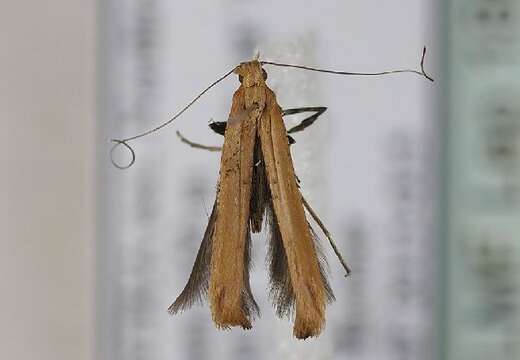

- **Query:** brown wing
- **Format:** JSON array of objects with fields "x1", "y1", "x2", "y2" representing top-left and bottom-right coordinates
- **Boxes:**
[
  {"x1": 209, "y1": 87, "x2": 259, "y2": 329},
  {"x1": 259, "y1": 88, "x2": 330, "y2": 339}
]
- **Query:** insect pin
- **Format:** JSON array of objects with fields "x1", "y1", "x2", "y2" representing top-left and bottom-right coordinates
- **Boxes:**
[{"x1": 110, "y1": 48, "x2": 433, "y2": 339}]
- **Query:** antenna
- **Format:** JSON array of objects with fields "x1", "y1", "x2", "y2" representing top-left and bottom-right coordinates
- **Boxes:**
[
  {"x1": 110, "y1": 66, "x2": 237, "y2": 169},
  {"x1": 110, "y1": 47, "x2": 433, "y2": 169},
  {"x1": 261, "y1": 46, "x2": 433, "y2": 82}
]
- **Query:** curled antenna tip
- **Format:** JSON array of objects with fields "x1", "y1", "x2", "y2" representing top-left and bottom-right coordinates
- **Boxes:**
[
  {"x1": 107, "y1": 65, "x2": 236, "y2": 168},
  {"x1": 420, "y1": 46, "x2": 434, "y2": 82},
  {"x1": 110, "y1": 139, "x2": 136, "y2": 169}
]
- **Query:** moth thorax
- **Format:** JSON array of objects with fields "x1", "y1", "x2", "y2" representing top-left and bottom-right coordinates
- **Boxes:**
[{"x1": 235, "y1": 61, "x2": 267, "y2": 87}]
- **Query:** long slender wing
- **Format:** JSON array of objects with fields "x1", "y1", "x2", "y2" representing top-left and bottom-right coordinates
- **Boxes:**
[
  {"x1": 259, "y1": 88, "x2": 330, "y2": 339},
  {"x1": 209, "y1": 88, "x2": 259, "y2": 329}
]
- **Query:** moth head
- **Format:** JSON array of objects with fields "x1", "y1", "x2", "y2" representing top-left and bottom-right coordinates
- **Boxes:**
[{"x1": 235, "y1": 61, "x2": 267, "y2": 87}]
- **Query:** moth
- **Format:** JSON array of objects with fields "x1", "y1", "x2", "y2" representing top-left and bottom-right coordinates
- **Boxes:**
[{"x1": 110, "y1": 48, "x2": 433, "y2": 339}]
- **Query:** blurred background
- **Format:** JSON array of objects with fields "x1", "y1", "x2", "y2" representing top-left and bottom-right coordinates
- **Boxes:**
[{"x1": 2, "y1": 0, "x2": 520, "y2": 359}]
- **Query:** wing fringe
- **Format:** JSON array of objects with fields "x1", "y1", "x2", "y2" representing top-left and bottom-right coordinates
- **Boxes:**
[{"x1": 168, "y1": 201, "x2": 217, "y2": 314}]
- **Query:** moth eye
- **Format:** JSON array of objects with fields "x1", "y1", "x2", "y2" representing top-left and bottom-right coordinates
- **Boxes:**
[
  {"x1": 238, "y1": 75, "x2": 244, "y2": 83},
  {"x1": 262, "y1": 69, "x2": 267, "y2": 80}
]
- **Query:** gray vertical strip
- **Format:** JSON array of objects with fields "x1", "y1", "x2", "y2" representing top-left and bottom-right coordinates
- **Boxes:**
[
  {"x1": 99, "y1": 1, "x2": 177, "y2": 359},
  {"x1": 444, "y1": 0, "x2": 520, "y2": 359}
]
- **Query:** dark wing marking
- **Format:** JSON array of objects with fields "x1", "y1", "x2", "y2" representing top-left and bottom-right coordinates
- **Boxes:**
[{"x1": 249, "y1": 136, "x2": 269, "y2": 233}]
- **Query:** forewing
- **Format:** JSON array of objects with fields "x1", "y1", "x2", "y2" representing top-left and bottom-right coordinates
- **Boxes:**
[
  {"x1": 209, "y1": 88, "x2": 259, "y2": 329},
  {"x1": 259, "y1": 88, "x2": 330, "y2": 339}
]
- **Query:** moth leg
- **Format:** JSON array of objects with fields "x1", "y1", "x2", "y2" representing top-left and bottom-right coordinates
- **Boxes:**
[
  {"x1": 176, "y1": 130, "x2": 222, "y2": 152},
  {"x1": 209, "y1": 121, "x2": 227, "y2": 136},
  {"x1": 282, "y1": 107, "x2": 327, "y2": 134},
  {"x1": 173, "y1": 106, "x2": 325, "y2": 151},
  {"x1": 209, "y1": 120, "x2": 295, "y2": 146},
  {"x1": 300, "y1": 194, "x2": 352, "y2": 277}
]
